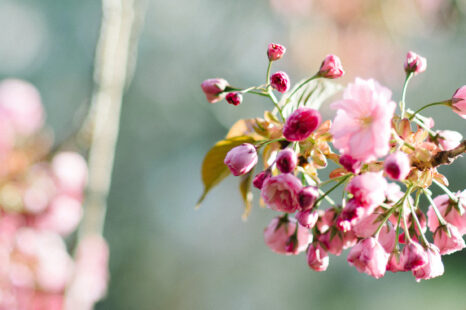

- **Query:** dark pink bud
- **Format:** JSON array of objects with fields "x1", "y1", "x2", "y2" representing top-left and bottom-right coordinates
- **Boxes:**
[
  {"x1": 384, "y1": 151, "x2": 410, "y2": 180},
  {"x1": 404, "y1": 51, "x2": 427, "y2": 75},
  {"x1": 318, "y1": 54, "x2": 344, "y2": 79},
  {"x1": 336, "y1": 199, "x2": 365, "y2": 232},
  {"x1": 297, "y1": 186, "x2": 318, "y2": 210},
  {"x1": 401, "y1": 242, "x2": 428, "y2": 271},
  {"x1": 224, "y1": 143, "x2": 258, "y2": 176},
  {"x1": 201, "y1": 78, "x2": 229, "y2": 103},
  {"x1": 270, "y1": 71, "x2": 290, "y2": 93},
  {"x1": 226, "y1": 92, "x2": 243, "y2": 106},
  {"x1": 283, "y1": 107, "x2": 321, "y2": 141},
  {"x1": 296, "y1": 209, "x2": 318, "y2": 229},
  {"x1": 267, "y1": 43, "x2": 286, "y2": 61},
  {"x1": 252, "y1": 170, "x2": 271, "y2": 190},
  {"x1": 339, "y1": 154, "x2": 361, "y2": 174},
  {"x1": 452, "y1": 86, "x2": 466, "y2": 119},
  {"x1": 276, "y1": 148, "x2": 297, "y2": 173}
]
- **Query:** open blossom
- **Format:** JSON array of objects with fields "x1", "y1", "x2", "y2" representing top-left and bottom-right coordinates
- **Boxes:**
[
  {"x1": 433, "y1": 224, "x2": 466, "y2": 255},
  {"x1": 267, "y1": 43, "x2": 286, "y2": 61},
  {"x1": 276, "y1": 148, "x2": 297, "y2": 173},
  {"x1": 400, "y1": 242, "x2": 428, "y2": 271},
  {"x1": 264, "y1": 217, "x2": 311, "y2": 255},
  {"x1": 283, "y1": 107, "x2": 321, "y2": 141},
  {"x1": 437, "y1": 130, "x2": 463, "y2": 151},
  {"x1": 224, "y1": 143, "x2": 258, "y2": 176},
  {"x1": 404, "y1": 51, "x2": 427, "y2": 75},
  {"x1": 384, "y1": 151, "x2": 411, "y2": 180},
  {"x1": 451, "y1": 85, "x2": 466, "y2": 119},
  {"x1": 427, "y1": 191, "x2": 466, "y2": 234},
  {"x1": 330, "y1": 78, "x2": 396, "y2": 162},
  {"x1": 261, "y1": 174, "x2": 302, "y2": 213},
  {"x1": 346, "y1": 172, "x2": 387, "y2": 210},
  {"x1": 201, "y1": 78, "x2": 229, "y2": 103},
  {"x1": 347, "y1": 238, "x2": 389, "y2": 279},
  {"x1": 307, "y1": 244, "x2": 329, "y2": 271},
  {"x1": 318, "y1": 54, "x2": 344, "y2": 79},
  {"x1": 270, "y1": 71, "x2": 290, "y2": 93},
  {"x1": 412, "y1": 246, "x2": 444, "y2": 281}
]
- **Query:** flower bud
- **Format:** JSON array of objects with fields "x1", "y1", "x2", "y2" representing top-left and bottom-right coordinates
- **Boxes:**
[
  {"x1": 336, "y1": 199, "x2": 365, "y2": 232},
  {"x1": 347, "y1": 238, "x2": 389, "y2": 279},
  {"x1": 226, "y1": 92, "x2": 242, "y2": 106},
  {"x1": 400, "y1": 242, "x2": 428, "y2": 271},
  {"x1": 264, "y1": 217, "x2": 311, "y2": 255},
  {"x1": 433, "y1": 224, "x2": 466, "y2": 255},
  {"x1": 261, "y1": 174, "x2": 302, "y2": 213},
  {"x1": 201, "y1": 78, "x2": 229, "y2": 103},
  {"x1": 224, "y1": 143, "x2": 258, "y2": 176},
  {"x1": 296, "y1": 209, "x2": 318, "y2": 229},
  {"x1": 318, "y1": 54, "x2": 344, "y2": 79},
  {"x1": 270, "y1": 71, "x2": 290, "y2": 93},
  {"x1": 384, "y1": 151, "x2": 410, "y2": 180},
  {"x1": 307, "y1": 244, "x2": 329, "y2": 272},
  {"x1": 404, "y1": 51, "x2": 427, "y2": 75},
  {"x1": 252, "y1": 170, "x2": 271, "y2": 190},
  {"x1": 283, "y1": 107, "x2": 321, "y2": 141},
  {"x1": 346, "y1": 172, "x2": 387, "y2": 210},
  {"x1": 267, "y1": 43, "x2": 286, "y2": 61},
  {"x1": 318, "y1": 230, "x2": 344, "y2": 256},
  {"x1": 436, "y1": 130, "x2": 463, "y2": 151},
  {"x1": 276, "y1": 148, "x2": 297, "y2": 173},
  {"x1": 297, "y1": 186, "x2": 318, "y2": 210},
  {"x1": 339, "y1": 154, "x2": 361, "y2": 174},
  {"x1": 452, "y1": 85, "x2": 466, "y2": 119},
  {"x1": 412, "y1": 245, "x2": 444, "y2": 281}
]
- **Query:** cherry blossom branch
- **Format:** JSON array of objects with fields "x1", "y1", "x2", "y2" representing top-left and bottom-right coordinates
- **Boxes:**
[{"x1": 430, "y1": 140, "x2": 466, "y2": 168}]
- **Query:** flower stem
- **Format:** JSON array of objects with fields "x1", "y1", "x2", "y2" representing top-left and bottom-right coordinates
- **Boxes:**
[
  {"x1": 432, "y1": 179, "x2": 458, "y2": 203},
  {"x1": 408, "y1": 100, "x2": 451, "y2": 120},
  {"x1": 287, "y1": 74, "x2": 319, "y2": 100},
  {"x1": 408, "y1": 190, "x2": 429, "y2": 247},
  {"x1": 400, "y1": 72, "x2": 413, "y2": 119},
  {"x1": 315, "y1": 175, "x2": 350, "y2": 207},
  {"x1": 422, "y1": 189, "x2": 448, "y2": 226},
  {"x1": 374, "y1": 187, "x2": 412, "y2": 238}
]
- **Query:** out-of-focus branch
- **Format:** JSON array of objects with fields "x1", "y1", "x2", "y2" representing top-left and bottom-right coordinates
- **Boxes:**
[{"x1": 413, "y1": 140, "x2": 466, "y2": 170}]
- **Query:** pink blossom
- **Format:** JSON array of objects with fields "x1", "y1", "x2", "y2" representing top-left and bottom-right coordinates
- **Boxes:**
[
  {"x1": 267, "y1": 43, "x2": 286, "y2": 61},
  {"x1": 307, "y1": 244, "x2": 329, "y2": 271},
  {"x1": 201, "y1": 78, "x2": 229, "y2": 103},
  {"x1": 318, "y1": 54, "x2": 345, "y2": 79},
  {"x1": 400, "y1": 242, "x2": 428, "y2": 271},
  {"x1": 330, "y1": 78, "x2": 396, "y2": 162},
  {"x1": 346, "y1": 172, "x2": 387, "y2": 210},
  {"x1": 404, "y1": 51, "x2": 427, "y2": 75},
  {"x1": 0, "y1": 79, "x2": 44, "y2": 136},
  {"x1": 252, "y1": 170, "x2": 271, "y2": 190},
  {"x1": 316, "y1": 208, "x2": 337, "y2": 233},
  {"x1": 412, "y1": 246, "x2": 444, "y2": 281},
  {"x1": 297, "y1": 186, "x2": 318, "y2": 210},
  {"x1": 226, "y1": 92, "x2": 242, "y2": 106},
  {"x1": 270, "y1": 71, "x2": 290, "y2": 93},
  {"x1": 378, "y1": 223, "x2": 396, "y2": 253},
  {"x1": 336, "y1": 199, "x2": 366, "y2": 232},
  {"x1": 387, "y1": 252, "x2": 404, "y2": 273},
  {"x1": 339, "y1": 154, "x2": 361, "y2": 174},
  {"x1": 263, "y1": 217, "x2": 311, "y2": 255},
  {"x1": 427, "y1": 191, "x2": 466, "y2": 234},
  {"x1": 296, "y1": 209, "x2": 318, "y2": 229},
  {"x1": 452, "y1": 85, "x2": 466, "y2": 119},
  {"x1": 433, "y1": 224, "x2": 465, "y2": 255},
  {"x1": 276, "y1": 148, "x2": 297, "y2": 173},
  {"x1": 318, "y1": 230, "x2": 344, "y2": 256},
  {"x1": 283, "y1": 107, "x2": 321, "y2": 141},
  {"x1": 384, "y1": 151, "x2": 411, "y2": 180},
  {"x1": 224, "y1": 143, "x2": 258, "y2": 176},
  {"x1": 353, "y1": 213, "x2": 381, "y2": 238},
  {"x1": 437, "y1": 130, "x2": 463, "y2": 151},
  {"x1": 347, "y1": 238, "x2": 389, "y2": 279},
  {"x1": 52, "y1": 152, "x2": 88, "y2": 199},
  {"x1": 261, "y1": 174, "x2": 302, "y2": 213}
]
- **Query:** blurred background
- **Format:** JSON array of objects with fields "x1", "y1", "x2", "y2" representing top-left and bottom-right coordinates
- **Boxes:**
[{"x1": 1, "y1": 0, "x2": 466, "y2": 309}]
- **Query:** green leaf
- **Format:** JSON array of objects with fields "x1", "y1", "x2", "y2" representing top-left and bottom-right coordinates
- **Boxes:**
[
  {"x1": 196, "y1": 136, "x2": 257, "y2": 208},
  {"x1": 239, "y1": 169, "x2": 254, "y2": 221}
]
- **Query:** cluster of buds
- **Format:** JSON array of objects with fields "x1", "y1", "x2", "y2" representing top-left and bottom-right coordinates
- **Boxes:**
[
  {"x1": 0, "y1": 79, "x2": 108, "y2": 309},
  {"x1": 199, "y1": 45, "x2": 466, "y2": 281}
]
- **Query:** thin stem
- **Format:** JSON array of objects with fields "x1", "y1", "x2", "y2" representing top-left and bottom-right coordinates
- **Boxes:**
[
  {"x1": 423, "y1": 190, "x2": 448, "y2": 226},
  {"x1": 268, "y1": 90, "x2": 285, "y2": 121},
  {"x1": 374, "y1": 187, "x2": 412, "y2": 238},
  {"x1": 391, "y1": 129, "x2": 416, "y2": 150},
  {"x1": 401, "y1": 186, "x2": 414, "y2": 243},
  {"x1": 407, "y1": 191, "x2": 429, "y2": 247},
  {"x1": 408, "y1": 100, "x2": 450, "y2": 120},
  {"x1": 394, "y1": 207, "x2": 403, "y2": 250},
  {"x1": 432, "y1": 179, "x2": 458, "y2": 203},
  {"x1": 266, "y1": 61, "x2": 272, "y2": 87},
  {"x1": 315, "y1": 175, "x2": 350, "y2": 207},
  {"x1": 400, "y1": 72, "x2": 413, "y2": 119},
  {"x1": 287, "y1": 74, "x2": 319, "y2": 101},
  {"x1": 317, "y1": 188, "x2": 336, "y2": 206},
  {"x1": 255, "y1": 138, "x2": 285, "y2": 149},
  {"x1": 319, "y1": 174, "x2": 350, "y2": 187}
]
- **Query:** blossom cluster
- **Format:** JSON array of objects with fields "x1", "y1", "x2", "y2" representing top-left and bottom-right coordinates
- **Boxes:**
[
  {"x1": 199, "y1": 44, "x2": 466, "y2": 280},
  {"x1": 0, "y1": 79, "x2": 108, "y2": 309}
]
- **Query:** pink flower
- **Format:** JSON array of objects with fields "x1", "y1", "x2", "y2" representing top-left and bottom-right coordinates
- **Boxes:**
[
  {"x1": 336, "y1": 199, "x2": 366, "y2": 232},
  {"x1": 384, "y1": 151, "x2": 411, "y2": 180},
  {"x1": 427, "y1": 191, "x2": 466, "y2": 234},
  {"x1": 404, "y1": 51, "x2": 427, "y2": 75},
  {"x1": 270, "y1": 71, "x2": 290, "y2": 93},
  {"x1": 297, "y1": 186, "x2": 318, "y2": 210},
  {"x1": 252, "y1": 170, "x2": 271, "y2": 190},
  {"x1": 412, "y1": 246, "x2": 444, "y2": 282},
  {"x1": 224, "y1": 143, "x2": 258, "y2": 176},
  {"x1": 452, "y1": 86, "x2": 466, "y2": 119},
  {"x1": 347, "y1": 238, "x2": 389, "y2": 279},
  {"x1": 0, "y1": 79, "x2": 44, "y2": 136},
  {"x1": 346, "y1": 172, "x2": 387, "y2": 210},
  {"x1": 433, "y1": 224, "x2": 465, "y2": 255},
  {"x1": 267, "y1": 43, "x2": 286, "y2": 61},
  {"x1": 387, "y1": 252, "x2": 404, "y2": 273},
  {"x1": 276, "y1": 148, "x2": 297, "y2": 173},
  {"x1": 226, "y1": 92, "x2": 242, "y2": 106},
  {"x1": 261, "y1": 174, "x2": 302, "y2": 213},
  {"x1": 296, "y1": 209, "x2": 318, "y2": 229},
  {"x1": 283, "y1": 107, "x2": 321, "y2": 141},
  {"x1": 330, "y1": 78, "x2": 396, "y2": 162},
  {"x1": 339, "y1": 154, "x2": 361, "y2": 174},
  {"x1": 318, "y1": 54, "x2": 345, "y2": 79},
  {"x1": 400, "y1": 242, "x2": 428, "y2": 271},
  {"x1": 437, "y1": 130, "x2": 463, "y2": 151},
  {"x1": 201, "y1": 78, "x2": 229, "y2": 103},
  {"x1": 318, "y1": 230, "x2": 344, "y2": 256},
  {"x1": 52, "y1": 152, "x2": 88, "y2": 199},
  {"x1": 263, "y1": 217, "x2": 311, "y2": 255},
  {"x1": 307, "y1": 244, "x2": 329, "y2": 272},
  {"x1": 378, "y1": 223, "x2": 396, "y2": 253},
  {"x1": 353, "y1": 213, "x2": 381, "y2": 238},
  {"x1": 316, "y1": 208, "x2": 337, "y2": 233}
]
